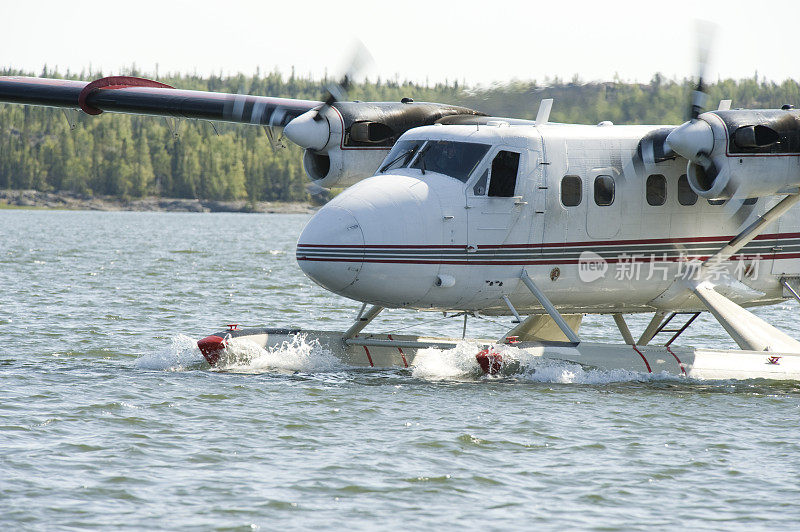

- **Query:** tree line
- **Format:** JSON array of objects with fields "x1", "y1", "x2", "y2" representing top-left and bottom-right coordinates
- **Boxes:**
[{"x1": 1, "y1": 66, "x2": 798, "y2": 203}]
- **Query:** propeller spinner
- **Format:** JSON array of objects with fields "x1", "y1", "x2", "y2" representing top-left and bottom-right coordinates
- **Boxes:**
[{"x1": 285, "y1": 42, "x2": 373, "y2": 150}]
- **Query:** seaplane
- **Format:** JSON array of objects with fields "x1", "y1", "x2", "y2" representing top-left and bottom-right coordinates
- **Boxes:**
[{"x1": 3, "y1": 36, "x2": 800, "y2": 380}]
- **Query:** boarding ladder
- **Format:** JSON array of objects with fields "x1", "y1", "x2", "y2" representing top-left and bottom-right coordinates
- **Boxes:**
[{"x1": 650, "y1": 312, "x2": 701, "y2": 346}]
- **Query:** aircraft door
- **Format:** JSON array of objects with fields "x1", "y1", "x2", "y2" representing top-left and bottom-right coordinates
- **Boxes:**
[
  {"x1": 585, "y1": 168, "x2": 622, "y2": 239},
  {"x1": 465, "y1": 147, "x2": 536, "y2": 249}
]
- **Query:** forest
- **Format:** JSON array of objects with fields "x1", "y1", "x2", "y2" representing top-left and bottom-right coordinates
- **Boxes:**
[{"x1": 1, "y1": 66, "x2": 798, "y2": 203}]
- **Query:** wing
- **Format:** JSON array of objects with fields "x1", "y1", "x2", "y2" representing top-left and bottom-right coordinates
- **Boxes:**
[
  {"x1": 0, "y1": 75, "x2": 320, "y2": 129},
  {"x1": 0, "y1": 74, "x2": 486, "y2": 188}
]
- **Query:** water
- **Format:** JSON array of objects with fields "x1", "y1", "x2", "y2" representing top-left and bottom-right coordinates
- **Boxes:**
[{"x1": 2, "y1": 210, "x2": 800, "y2": 530}]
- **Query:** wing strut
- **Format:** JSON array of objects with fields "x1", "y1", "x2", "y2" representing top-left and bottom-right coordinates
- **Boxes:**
[
  {"x1": 701, "y1": 193, "x2": 800, "y2": 274},
  {"x1": 686, "y1": 193, "x2": 800, "y2": 352}
]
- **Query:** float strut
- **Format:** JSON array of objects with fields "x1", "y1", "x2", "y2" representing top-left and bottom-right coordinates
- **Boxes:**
[
  {"x1": 638, "y1": 311, "x2": 667, "y2": 346},
  {"x1": 502, "y1": 295, "x2": 522, "y2": 324},
  {"x1": 780, "y1": 278, "x2": 800, "y2": 305},
  {"x1": 613, "y1": 313, "x2": 635, "y2": 345},
  {"x1": 520, "y1": 271, "x2": 580, "y2": 343},
  {"x1": 343, "y1": 305, "x2": 384, "y2": 339}
]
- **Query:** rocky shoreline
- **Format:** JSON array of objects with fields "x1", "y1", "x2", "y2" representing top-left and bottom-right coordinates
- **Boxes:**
[{"x1": 0, "y1": 189, "x2": 317, "y2": 214}]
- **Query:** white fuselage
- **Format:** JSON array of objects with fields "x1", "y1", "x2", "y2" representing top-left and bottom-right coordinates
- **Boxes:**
[{"x1": 296, "y1": 122, "x2": 799, "y2": 315}]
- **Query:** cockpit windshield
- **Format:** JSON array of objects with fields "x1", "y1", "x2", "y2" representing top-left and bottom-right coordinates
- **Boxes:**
[
  {"x1": 379, "y1": 139, "x2": 491, "y2": 183},
  {"x1": 411, "y1": 141, "x2": 490, "y2": 183},
  {"x1": 379, "y1": 140, "x2": 425, "y2": 172}
]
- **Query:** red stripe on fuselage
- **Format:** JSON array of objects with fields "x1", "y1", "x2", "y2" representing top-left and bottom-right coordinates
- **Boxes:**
[
  {"x1": 297, "y1": 232, "x2": 799, "y2": 251},
  {"x1": 296, "y1": 251, "x2": 800, "y2": 266}
]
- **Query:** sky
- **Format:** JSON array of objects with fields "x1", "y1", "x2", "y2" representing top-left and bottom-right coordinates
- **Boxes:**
[{"x1": 2, "y1": 0, "x2": 797, "y2": 87}]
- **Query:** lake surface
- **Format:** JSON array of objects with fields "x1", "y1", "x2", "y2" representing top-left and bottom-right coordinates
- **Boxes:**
[{"x1": 2, "y1": 210, "x2": 800, "y2": 530}]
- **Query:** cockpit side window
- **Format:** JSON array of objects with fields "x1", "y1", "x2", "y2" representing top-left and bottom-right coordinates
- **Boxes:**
[
  {"x1": 487, "y1": 150, "x2": 520, "y2": 197},
  {"x1": 379, "y1": 139, "x2": 425, "y2": 173},
  {"x1": 411, "y1": 141, "x2": 490, "y2": 183}
]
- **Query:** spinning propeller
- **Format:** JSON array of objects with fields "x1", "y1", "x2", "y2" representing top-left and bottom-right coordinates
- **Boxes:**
[
  {"x1": 639, "y1": 22, "x2": 716, "y2": 168},
  {"x1": 689, "y1": 19, "x2": 715, "y2": 121},
  {"x1": 284, "y1": 41, "x2": 374, "y2": 151},
  {"x1": 667, "y1": 21, "x2": 718, "y2": 189},
  {"x1": 313, "y1": 41, "x2": 374, "y2": 121},
  {"x1": 666, "y1": 21, "x2": 757, "y2": 223}
]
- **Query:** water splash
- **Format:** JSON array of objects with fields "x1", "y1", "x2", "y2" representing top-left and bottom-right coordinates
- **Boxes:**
[
  {"x1": 136, "y1": 333, "x2": 343, "y2": 374},
  {"x1": 411, "y1": 342, "x2": 487, "y2": 381},
  {"x1": 134, "y1": 334, "x2": 206, "y2": 371},
  {"x1": 411, "y1": 341, "x2": 678, "y2": 384},
  {"x1": 216, "y1": 333, "x2": 343, "y2": 373}
]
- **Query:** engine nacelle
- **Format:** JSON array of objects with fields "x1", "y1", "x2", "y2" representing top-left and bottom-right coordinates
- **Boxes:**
[
  {"x1": 284, "y1": 100, "x2": 483, "y2": 188},
  {"x1": 302, "y1": 146, "x2": 390, "y2": 188},
  {"x1": 671, "y1": 109, "x2": 800, "y2": 200}
]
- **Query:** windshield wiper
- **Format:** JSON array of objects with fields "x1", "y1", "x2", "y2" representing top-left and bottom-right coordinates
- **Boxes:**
[
  {"x1": 416, "y1": 147, "x2": 427, "y2": 175},
  {"x1": 380, "y1": 146, "x2": 417, "y2": 173}
]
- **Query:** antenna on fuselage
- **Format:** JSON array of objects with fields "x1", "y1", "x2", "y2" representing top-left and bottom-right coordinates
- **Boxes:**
[{"x1": 535, "y1": 99, "x2": 553, "y2": 125}]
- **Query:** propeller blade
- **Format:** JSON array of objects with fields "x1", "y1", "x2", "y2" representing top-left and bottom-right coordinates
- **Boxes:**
[
  {"x1": 690, "y1": 20, "x2": 717, "y2": 120},
  {"x1": 314, "y1": 40, "x2": 374, "y2": 120}
]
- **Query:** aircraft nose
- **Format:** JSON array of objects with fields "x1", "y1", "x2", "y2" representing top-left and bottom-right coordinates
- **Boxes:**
[
  {"x1": 297, "y1": 174, "x2": 452, "y2": 306},
  {"x1": 296, "y1": 206, "x2": 365, "y2": 292}
]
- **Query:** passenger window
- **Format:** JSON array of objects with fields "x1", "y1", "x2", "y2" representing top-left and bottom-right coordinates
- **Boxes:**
[
  {"x1": 646, "y1": 174, "x2": 667, "y2": 206},
  {"x1": 594, "y1": 175, "x2": 615, "y2": 206},
  {"x1": 561, "y1": 175, "x2": 582, "y2": 206},
  {"x1": 487, "y1": 151, "x2": 520, "y2": 197},
  {"x1": 677, "y1": 174, "x2": 697, "y2": 206},
  {"x1": 473, "y1": 169, "x2": 488, "y2": 195}
]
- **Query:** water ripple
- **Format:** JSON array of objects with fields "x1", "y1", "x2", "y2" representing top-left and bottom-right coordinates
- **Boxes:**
[{"x1": 3, "y1": 211, "x2": 800, "y2": 529}]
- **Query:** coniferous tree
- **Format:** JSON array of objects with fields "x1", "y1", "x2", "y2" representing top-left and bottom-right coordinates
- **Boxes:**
[{"x1": 0, "y1": 67, "x2": 798, "y2": 202}]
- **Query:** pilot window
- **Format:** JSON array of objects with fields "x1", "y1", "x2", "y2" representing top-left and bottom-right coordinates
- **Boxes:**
[
  {"x1": 380, "y1": 139, "x2": 425, "y2": 172},
  {"x1": 646, "y1": 174, "x2": 667, "y2": 206},
  {"x1": 561, "y1": 175, "x2": 582, "y2": 206},
  {"x1": 677, "y1": 174, "x2": 697, "y2": 206},
  {"x1": 708, "y1": 198, "x2": 726, "y2": 206},
  {"x1": 594, "y1": 175, "x2": 615, "y2": 206},
  {"x1": 487, "y1": 150, "x2": 520, "y2": 197},
  {"x1": 411, "y1": 140, "x2": 490, "y2": 182}
]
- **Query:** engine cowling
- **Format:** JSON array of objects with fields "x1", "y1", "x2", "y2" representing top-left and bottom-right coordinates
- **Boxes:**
[
  {"x1": 284, "y1": 100, "x2": 483, "y2": 188},
  {"x1": 667, "y1": 109, "x2": 800, "y2": 200},
  {"x1": 301, "y1": 145, "x2": 390, "y2": 188}
]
